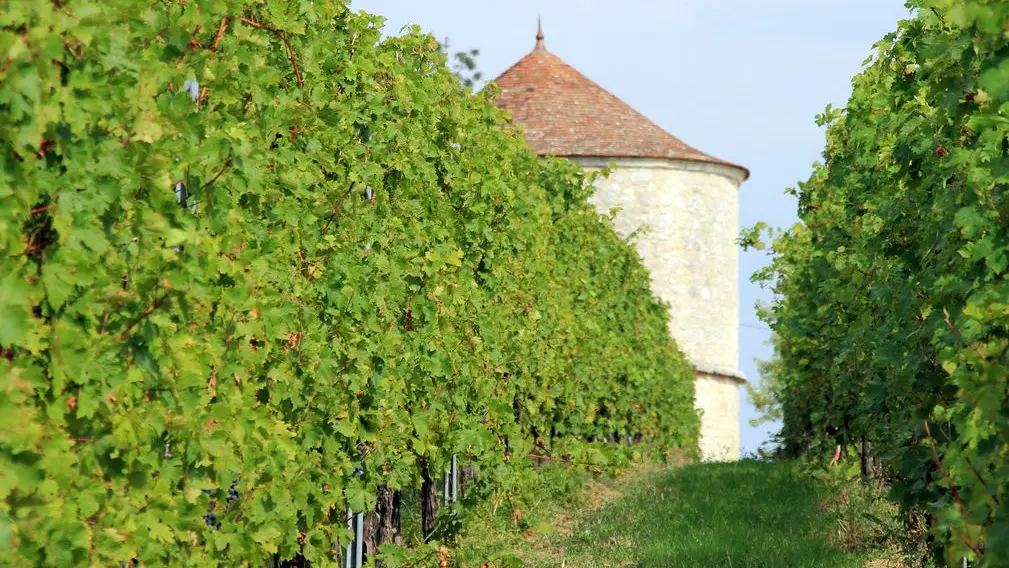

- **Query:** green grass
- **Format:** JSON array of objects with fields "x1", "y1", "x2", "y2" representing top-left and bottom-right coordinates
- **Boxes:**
[
  {"x1": 544, "y1": 460, "x2": 879, "y2": 568},
  {"x1": 448, "y1": 459, "x2": 904, "y2": 568}
]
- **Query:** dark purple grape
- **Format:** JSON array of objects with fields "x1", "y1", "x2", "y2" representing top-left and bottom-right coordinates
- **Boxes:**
[{"x1": 203, "y1": 512, "x2": 220, "y2": 529}]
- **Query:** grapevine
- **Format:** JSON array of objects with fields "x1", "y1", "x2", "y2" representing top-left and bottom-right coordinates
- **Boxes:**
[
  {"x1": 750, "y1": 1, "x2": 1009, "y2": 564},
  {"x1": 0, "y1": 1, "x2": 698, "y2": 565}
]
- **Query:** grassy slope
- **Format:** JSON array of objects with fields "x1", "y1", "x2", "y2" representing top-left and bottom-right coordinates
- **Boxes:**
[
  {"x1": 551, "y1": 461, "x2": 874, "y2": 568},
  {"x1": 450, "y1": 460, "x2": 900, "y2": 568}
]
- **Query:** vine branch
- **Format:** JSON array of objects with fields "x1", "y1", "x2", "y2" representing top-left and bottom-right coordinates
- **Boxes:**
[
  {"x1": 321, "y1": 182, "x2": 356, "y2": 235},
  {"x1": 30, "y1": 204, "x2": 54, "y2": 216},
  {"x1": 211, "y1": 17, "x2": 229, "y2": 51},
  {"x1": 929, "y1": 6, "x2": 946, "y2": 27},
  {"x1": 116, "y1": 294, "x2": 169, "y2": 341},
  {"x1": 922, "y1": 420, "x2": 983, "y2": 556},
  {"x1": 525, "y1": 452, "x2": 608, "y2": 468},
  {"x1": 203, "y1": 158, "x2": 233, "y2": 192},
  {"x1": 963, "y1": 455, "x2": 1000, "y2": 506},
  {"x1": 942, "y1": 311, "x2": 987, "y2": 363},
  {"x1": 239, "y1": 16, "x2": 303, "y2": 87}
]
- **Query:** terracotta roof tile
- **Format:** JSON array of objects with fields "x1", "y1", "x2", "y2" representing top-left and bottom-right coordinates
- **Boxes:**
[{"x1": 491, "y1": 35, "x2": 749, "y2": 178}]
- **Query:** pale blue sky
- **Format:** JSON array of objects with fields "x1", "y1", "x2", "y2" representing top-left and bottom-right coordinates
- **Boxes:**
[{"x1": 351, "y1": 0, "x2": 913, "y2": 455}]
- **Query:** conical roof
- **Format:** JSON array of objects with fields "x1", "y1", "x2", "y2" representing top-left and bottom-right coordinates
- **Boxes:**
[{"x1": 491, "y1": 27, "x2": 749, "y2": 178}]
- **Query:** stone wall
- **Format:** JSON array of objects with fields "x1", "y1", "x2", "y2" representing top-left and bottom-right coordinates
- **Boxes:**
[
  {"x1": 571, "y1": 157, "x2": 746, "y2": 460},
  {"x1": 695, "y1": 371, "x2": 742, "y2": 461}
]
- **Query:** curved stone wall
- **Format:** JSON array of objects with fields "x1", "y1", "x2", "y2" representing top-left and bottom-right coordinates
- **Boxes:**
[
  {"x1": 695, "y1": 372, "x2": 742, "y2": 461},
  {"x1": 571, "y1": 157, "x2": 746, "y2": 460}
]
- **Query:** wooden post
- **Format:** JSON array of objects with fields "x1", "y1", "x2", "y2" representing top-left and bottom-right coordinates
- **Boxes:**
[
  {"x1": 420, "y1": 461, "x2": 438, "y2": 538},
  {"x1": 859, "y1": 436, "x2": 875, "y2": 480},
  {"x1": 459, "y1": 465, "x2": 478, "y2": 500},
  {"x1": 374, "y1": 486, "x2": 401, "y2": 546},
  {"x1": 362, "y1": 511, "x2": 377, "y2": 565}
]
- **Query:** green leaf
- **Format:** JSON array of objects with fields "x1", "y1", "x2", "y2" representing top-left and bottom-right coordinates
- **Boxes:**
[
  {"x1": 252, "y1": 527, "x2": 282, "y2": 554},
  {"x1": 77, "y1": 493, "x2": 100, "y2": 518},
  {"x1": 42, "y1": 264, "x2": 74, "y2": 310},
  {"x1": 0, "y1": 273, "x2": 33, "y2": 345},
  {"x1": 345, "y1": 482, "x2": 372, "y2": 512},
  {"x1": 147, "y1": 522, "x2": 174, "y2": 544},
  {"x1": 986, "y1": 248, "x2": 1009, "y2": 274},
  {"x1": 132, "y1": 115, "x2": 164, "y2": 144},
  {"x1": 954, "y1": 206, "x2": 986, "y2": 238}
]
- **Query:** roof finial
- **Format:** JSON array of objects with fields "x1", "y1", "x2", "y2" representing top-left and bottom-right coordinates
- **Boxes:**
[{"x1": 535, "y1": 16, "x2": 546, "y2": 51}]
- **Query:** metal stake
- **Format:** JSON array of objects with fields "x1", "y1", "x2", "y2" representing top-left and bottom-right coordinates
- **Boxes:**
[
  {"x1": 354, "y1": 511, "x2": 363, "y2": 567},
  {"x1": 442, "y1": 455, "x2": 459, "y2": 505},
  {"x1": 344, "y1": 508, "x2": 363, "y2": 568},
  {"x1": 451, "y1": 455, "x2": 459, "y2": 503},
  {"x1": 443, "y1": 471, "x2": 449, "y2": 505}
]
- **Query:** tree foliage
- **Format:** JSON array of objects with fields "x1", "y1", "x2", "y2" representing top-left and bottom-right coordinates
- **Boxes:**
[
  {"x1": 0, "y1": 1, "x2": 698, "y2": 565},
  {"x1": 438, "y1": 38, "x2": 482, "y2": 90},
  {"x1": 751, "y1": 1, "x2": 1009, "y2": 564}
]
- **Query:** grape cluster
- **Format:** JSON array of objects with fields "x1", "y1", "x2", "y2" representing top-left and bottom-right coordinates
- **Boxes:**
[
  {"x1": 203, "y1": 511, "x2": 220, "y2": 530},
  {"x1": 227, "y1": 477, "x2": 240, "y2": 505}
]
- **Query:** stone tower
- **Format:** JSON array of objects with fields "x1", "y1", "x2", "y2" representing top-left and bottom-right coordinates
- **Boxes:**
[{"x1": 491, "y1": 25, "x2": 749, "y2": 461}]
